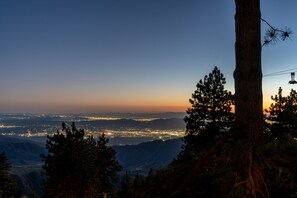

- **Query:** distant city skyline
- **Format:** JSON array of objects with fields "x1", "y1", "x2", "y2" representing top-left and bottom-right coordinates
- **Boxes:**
[{"x1": 1, "y1": 0, "x2": 297, "y2": 113}]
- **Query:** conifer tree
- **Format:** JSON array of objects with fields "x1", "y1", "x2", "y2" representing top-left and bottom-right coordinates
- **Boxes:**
[
  {"x1": 42, "y1": 122, "x2": 122, "y2": 198},
  {"x1": 0, "y1": 152, "x2": 21, "y2": 198},
  {"x1": 262, "y1": 88, "x2": 297, "y2": 197},
  {"x1": 266, "y1": 87, "x2": 297, "y2": 139},
  {"x1": 182, "y1": 66, "x2": 234, "y2": 158}
]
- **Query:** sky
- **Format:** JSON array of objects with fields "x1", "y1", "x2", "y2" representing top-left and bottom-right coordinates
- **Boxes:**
[{"x1": 0, "y1": 0, "x2": 297, "y2": 113}]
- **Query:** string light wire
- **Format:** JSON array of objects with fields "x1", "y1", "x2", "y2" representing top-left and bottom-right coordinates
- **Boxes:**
[{"x1": 263, "y1": 68, "x2": 297, "y2": 77}]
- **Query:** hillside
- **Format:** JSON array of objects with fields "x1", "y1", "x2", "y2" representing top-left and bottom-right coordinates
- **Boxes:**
[
  {"x1": 0, "y1": 135, "x2": 46, "y2": 165},
  {"x1": 0, "y1": 135, "x2": 183, "y2": 196},
  {"x1": 114, "y1": 138, "x2": 183, "y2": 174}
]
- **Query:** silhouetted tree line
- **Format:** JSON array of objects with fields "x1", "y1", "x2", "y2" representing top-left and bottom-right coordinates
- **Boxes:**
[
  {"x1": 114, "y1": 67, "x2": 297, "y2": 198},
  {"x1": 114, "y1": 67, "x2": 235, "y2": 198}
]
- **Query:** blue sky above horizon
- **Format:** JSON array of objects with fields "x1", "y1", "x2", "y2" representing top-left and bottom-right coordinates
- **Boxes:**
[{"x1": 0, "y1": 0, "x2": 297, "y2": 113}]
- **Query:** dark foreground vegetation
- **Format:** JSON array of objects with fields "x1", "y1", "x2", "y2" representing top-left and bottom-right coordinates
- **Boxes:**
[
  {"x1": 41, "y1": 123, "x2": 122, "y2": 198},
  {"x1": 115, "y1": 68, "x2": 297, "y2": 198},
  {"x1": 0, "y1": 152, "x2": 22, "y2": 197},
  {"x1": 1, "y1": 67, "x2": 297, "y2": 197}
]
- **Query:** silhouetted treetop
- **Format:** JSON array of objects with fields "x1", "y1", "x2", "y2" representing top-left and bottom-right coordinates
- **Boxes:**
[
  {"x1": 265, "y1": 87, "x2": 297, "y2": 140},
  {"x1": 42, "y1": 122, "x2": 122, "y2": 198},
  {"x1": 180, "y1": 66, "x2": 234, "y2": 160}
]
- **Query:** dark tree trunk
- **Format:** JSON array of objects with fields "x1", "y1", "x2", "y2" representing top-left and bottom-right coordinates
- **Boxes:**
[
  {"x1": 234, "y1": 0, "x2": 263, "y2": 146},
  {"x1": 234, "y1": 0, "x2": 267, "y2": 197}
]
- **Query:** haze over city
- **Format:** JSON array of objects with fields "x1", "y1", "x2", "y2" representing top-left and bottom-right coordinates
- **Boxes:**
[{"x1": 1, "y1": 0, "x2": 297, "y2": 113}]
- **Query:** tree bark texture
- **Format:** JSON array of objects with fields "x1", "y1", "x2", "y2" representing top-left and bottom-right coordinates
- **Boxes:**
[
  {"x1": 234, "y1": 0, "x2": 268, "y2": 197},
  {"x1": 234, "y1": 0, "x2": 263, "y2": 146}
]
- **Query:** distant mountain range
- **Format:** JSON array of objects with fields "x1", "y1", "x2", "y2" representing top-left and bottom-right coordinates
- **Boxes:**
[
  {"x1": 114, "y1": 138, "x2": 183, "y2": 174},
  {"x1": 0, "y1": 114, "x2": 186, "y2": 135},
  {"x1": 79, "y1": 118, "x2": 186, "y2": 130},
  {"x1": 0, "y1": 136, "x2": 46, "y2": 165},
  {"x1": 0, "y1": 135, "x2": 183, "y2": 169},
  {"x1": 0, "y1": 135, "x2": 183, "y2": 197}
]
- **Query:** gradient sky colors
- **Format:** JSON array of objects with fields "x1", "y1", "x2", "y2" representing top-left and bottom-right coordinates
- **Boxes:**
[{"x1": 0, "y1": 0, "x2": 297, "y2": 113}]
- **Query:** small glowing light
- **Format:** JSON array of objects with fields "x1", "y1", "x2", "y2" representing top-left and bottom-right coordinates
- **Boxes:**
[
  {"x1": 82, "y1": 116, "x2": 120, "y2": 121},
  {"x1": 0, "y1": 124, "x2": 18, "y2": 128},
  {"x1": 133, "y1": 118, "x2": 159, "y2": 121}
]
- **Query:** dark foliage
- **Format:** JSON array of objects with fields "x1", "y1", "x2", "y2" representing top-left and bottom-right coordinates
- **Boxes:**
[
  {"x1": 265, "y1": 87, "x2": 297, "y2": 139},
  {"x1": 118, "y1": 70, "x2": 297, "y2": 197},
  {"x1": 114, "y1": 67, "x2": 236, "y2": 197},
  {"x1": 179, "y1": 66, "x2": 234, "y2": 161},
  {"x1": 116, "y1": 158, "x2": 236, "y2": 198},
  {"x1": 264, "y1": 88, "x2": 297, "y2": 197},
  {"x1": 0, "y1": 152, "x2": 22, "y2": 198},
  {"x1": 42, "y1": 122, "x2": 122, "y2": 198},
  {"x1": 263, "y1": 141, "x2": 297, "y2": 198}
]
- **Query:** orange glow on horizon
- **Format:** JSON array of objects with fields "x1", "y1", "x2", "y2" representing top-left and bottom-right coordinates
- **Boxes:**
[
  {"x1": 0, "y1": 90, "x2": 277, "y2": 114},
  {"x1": 0, "y1": 100, "x2": 189, "y2": 113}
]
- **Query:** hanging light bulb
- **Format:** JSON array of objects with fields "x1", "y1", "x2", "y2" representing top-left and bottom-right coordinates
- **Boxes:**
[{"x1": 289, "y1": 72, "x2": 297, "y2": 84}]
